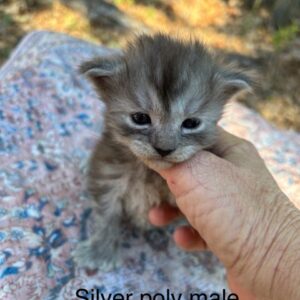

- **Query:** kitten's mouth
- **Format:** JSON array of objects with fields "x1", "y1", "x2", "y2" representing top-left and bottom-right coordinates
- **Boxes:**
[
  {"x1": 141, "y1": 157, "x2": 175, "y2": 170},
  {"x1": 130, "y1": 145, "x2": 198, "y2": 170},
  {"x1": 141, "y1": 155, "x2": 191, "y2": 170}
]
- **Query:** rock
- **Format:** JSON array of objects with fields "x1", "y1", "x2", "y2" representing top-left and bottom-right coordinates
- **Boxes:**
[
  {"x1": 222, "y1": 52, "x2": 266, "y2": 69},
  {"x1": 277, "y1": 38, "x2": 300, "y2": 71},
  {"x1": 272, "y1": 0, "x2": 300, "y2": 29},
  {"x1": 241, "y1": 0, "x2": 300, "y2": 29},
  {"x1": 61, "y1": 0, "x2": 137, "y2": 29}
]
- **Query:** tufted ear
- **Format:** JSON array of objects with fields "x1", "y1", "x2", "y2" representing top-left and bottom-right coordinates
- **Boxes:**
[
  {"x1": 80, "y1": 55, "x2": 125, "y2": 77},
  {"x1": 79, "y1": 54, "x2": 125, "y2": 97},
  {"x1": 215, "y1": 67, "x2": 256, "y2": 103}
]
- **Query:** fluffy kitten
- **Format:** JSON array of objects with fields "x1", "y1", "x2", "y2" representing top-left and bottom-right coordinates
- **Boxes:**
[{"x1": 74, "y1": 34, "x2": 252, "y2": 270}]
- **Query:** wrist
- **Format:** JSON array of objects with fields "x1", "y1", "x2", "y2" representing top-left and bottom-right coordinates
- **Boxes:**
[
  {"x1": 229, "y1": 192, "x2": 300, "y2": 300},
  {"x1": 264, "y1": 193, "x2": 300, "y2": 300}
]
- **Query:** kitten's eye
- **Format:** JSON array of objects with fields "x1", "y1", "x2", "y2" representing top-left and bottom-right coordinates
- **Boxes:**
[
  {"x1": 131, "y1": 113, "x2": 151, "y2": 126},
  {"x1": 181, "y1": 118, "x2": 201, "y2": 130}
]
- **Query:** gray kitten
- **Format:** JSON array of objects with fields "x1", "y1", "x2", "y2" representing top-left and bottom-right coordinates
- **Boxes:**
[{"x1": 74, "y1": 34, "x2": 252, "y2": 270}]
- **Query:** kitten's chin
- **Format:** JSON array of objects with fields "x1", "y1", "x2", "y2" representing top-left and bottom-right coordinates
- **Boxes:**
[{"x1": 141, "y1": 159, "x2": 175, "y2": 171}]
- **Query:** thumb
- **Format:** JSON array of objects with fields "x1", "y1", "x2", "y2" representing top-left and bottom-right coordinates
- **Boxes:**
[
  {"x1": 159, "y1": 150, "x2": 239, "y2": 242},
  {"x1": 160, "y1": 150, "x2": 231, "y2": 199}
]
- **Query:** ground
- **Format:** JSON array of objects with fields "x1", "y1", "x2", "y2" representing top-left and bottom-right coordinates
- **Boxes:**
[{"x1": 0, "y1": 0, "x2": 299, "y2": 131}]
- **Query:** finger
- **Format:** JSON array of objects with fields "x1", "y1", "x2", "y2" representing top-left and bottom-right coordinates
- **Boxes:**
[
  {"x1": 211, "y1": 126, "x2": 247, "y2": 158},
  {"x1": 149, "y1": 204, "x2": 182, "y2": 226},
  {"x1": 160, "y1": 150, "x2": 227, "y2": 199},
  {"x1": 158, "y1": 128, "x2": 262, "y2": 200},
  {"x1": 212, "y1": 127, "x2": 263, "y2": 170},
  {"x1": 173, "y1": 225, "x2": 207, "y2": 251}
]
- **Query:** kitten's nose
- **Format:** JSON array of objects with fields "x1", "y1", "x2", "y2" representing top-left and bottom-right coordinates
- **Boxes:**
[{"x1": 154, "y1": 147, "x2": 175, "y2": 157}]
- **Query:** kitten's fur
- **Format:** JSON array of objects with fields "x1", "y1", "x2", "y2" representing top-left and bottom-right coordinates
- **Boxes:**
[{"x1": 74, "y1": 34, "x2": 253, "y2": 270}]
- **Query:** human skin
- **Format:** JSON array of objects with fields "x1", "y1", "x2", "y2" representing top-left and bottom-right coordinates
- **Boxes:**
[{"x1": 149, "y1": 128, "x2": 300, "y2": 300}]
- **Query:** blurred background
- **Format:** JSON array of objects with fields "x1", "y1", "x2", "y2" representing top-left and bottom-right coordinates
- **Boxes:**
[{"x1": 0, "y1": 0, "x2": 299, "y2": 131}]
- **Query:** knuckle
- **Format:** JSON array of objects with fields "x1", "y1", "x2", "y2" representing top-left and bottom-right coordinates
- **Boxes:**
[{"x1": 239, "y1": 139, "x2": 255, "y2": 151}]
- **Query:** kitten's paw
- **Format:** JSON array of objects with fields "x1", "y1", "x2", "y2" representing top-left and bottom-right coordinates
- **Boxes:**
[{"x1": 73, "y1": 239, "x2": 120, "y2": 271}]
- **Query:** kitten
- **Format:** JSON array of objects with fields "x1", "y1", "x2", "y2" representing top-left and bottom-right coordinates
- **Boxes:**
[{"x1": 74, "y1": 33, "x2": 253, "y2": 270}]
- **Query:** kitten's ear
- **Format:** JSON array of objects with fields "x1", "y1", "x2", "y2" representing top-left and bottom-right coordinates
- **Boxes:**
[
  {"x1": 216, "y1": 67, "x2": 256, "y2": 102},
  {"x1": 79, "y1": 55, "x2": 125, "y2": 94}
]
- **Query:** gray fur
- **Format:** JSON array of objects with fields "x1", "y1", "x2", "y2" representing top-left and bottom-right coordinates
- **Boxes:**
[{"x1": 73, "y1": 33, "x2": 253, "y2": 270}]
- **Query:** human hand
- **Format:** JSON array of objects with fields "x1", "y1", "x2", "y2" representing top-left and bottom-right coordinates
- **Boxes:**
[{"x1": 149, "y1": 128, "x2": 300, "y2": 300}]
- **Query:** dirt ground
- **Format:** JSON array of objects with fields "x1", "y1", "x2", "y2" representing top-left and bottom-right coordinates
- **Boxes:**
[{"x1": 0, "y1": 0, "x2": 299, "y2": 131}]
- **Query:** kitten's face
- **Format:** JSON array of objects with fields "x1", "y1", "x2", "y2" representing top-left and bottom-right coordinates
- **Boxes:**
[
  {"x1": 81, "y1": 34, "x2": 252, "y2": 169},
  {"x1": 104, "y1": 78, "x2": 220, "y2": 169}
]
